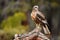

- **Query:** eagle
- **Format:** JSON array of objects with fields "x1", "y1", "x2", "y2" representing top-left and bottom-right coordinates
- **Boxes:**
[{"x1": 31, "y1": 5, "x2": 50, "y2": 35}]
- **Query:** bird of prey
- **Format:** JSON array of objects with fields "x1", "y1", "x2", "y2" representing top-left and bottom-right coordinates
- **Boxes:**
[
  {"x1": 31, "y1": 5, "x2": 50, "y2": 35},
  {"x1": 13, "y1": 5, "x2": 50, "y2": 40}
]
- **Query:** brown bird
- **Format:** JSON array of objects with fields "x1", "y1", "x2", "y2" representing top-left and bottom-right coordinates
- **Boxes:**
[{"x1": 31, "y1": 5, "x2": 50, "y2": 35}]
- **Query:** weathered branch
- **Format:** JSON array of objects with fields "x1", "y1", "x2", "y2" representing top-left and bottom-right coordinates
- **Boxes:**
[{"x1": 14, "y1": 27, "x2": 50, "y2": 40}]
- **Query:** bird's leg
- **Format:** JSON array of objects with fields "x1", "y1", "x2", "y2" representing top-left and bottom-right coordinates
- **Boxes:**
[{"x1": 36, "y1": 24, "x2": 42, "y2": 32}]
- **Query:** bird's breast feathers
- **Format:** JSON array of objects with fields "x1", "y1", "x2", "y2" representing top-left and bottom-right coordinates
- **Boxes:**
[{"x1": 31, "y1": 12, "x2": 36, "y2": 20}]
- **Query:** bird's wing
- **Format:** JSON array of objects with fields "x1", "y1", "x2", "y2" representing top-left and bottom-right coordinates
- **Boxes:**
[
  {"x1": 36, "y1": 12, "x2": 50, "y2": 34},
  {"x1": 37, "y1": 12, "x2": 45, "y2": 20},
  {"x1": 36, "y1": 13, "x2": 48, "y2": 24}
]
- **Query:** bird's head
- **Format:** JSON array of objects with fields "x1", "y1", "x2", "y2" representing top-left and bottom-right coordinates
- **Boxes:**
[{"x1": 33, "y1": 5, "x2": 39, "y2": 11}]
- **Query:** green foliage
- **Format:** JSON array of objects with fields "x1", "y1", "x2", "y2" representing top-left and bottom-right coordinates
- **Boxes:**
[
  {"x1": 1, "y1": 12, "x2": 26, "y2": 27},
  {"x1": 1, "y1": 12, "x2": 29, "y2": 34},
  {"x1": 0, "y1": 12, "x2": 29, "y2": 40}
]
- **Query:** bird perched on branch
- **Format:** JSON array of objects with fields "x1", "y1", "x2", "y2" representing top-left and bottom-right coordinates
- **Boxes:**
[
  {"x1": 13, "y1": 5, "x2": 51, "y2": 40},
  {"x1": 31, "y1": 5, "x2": 50, "y2": 35}
]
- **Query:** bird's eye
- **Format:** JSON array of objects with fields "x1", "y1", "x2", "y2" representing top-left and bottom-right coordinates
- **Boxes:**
[{"x1": 35, "y1": 7, "x2": 37, "y2": 8}]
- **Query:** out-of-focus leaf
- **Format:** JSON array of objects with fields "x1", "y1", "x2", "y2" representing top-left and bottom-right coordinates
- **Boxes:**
[{"x1": 1, "y1": 12, "x2": 29, "y2": 34}]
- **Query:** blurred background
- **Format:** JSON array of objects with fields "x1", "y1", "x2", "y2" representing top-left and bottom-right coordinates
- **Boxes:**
[{"x1": 0, "y1": 0, "x2": 60, "y2": 40}]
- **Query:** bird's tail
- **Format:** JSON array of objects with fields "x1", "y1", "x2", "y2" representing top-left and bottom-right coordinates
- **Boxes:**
[{"x1": 43, "y1": 24, "x2": 50, "y2": 35}]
